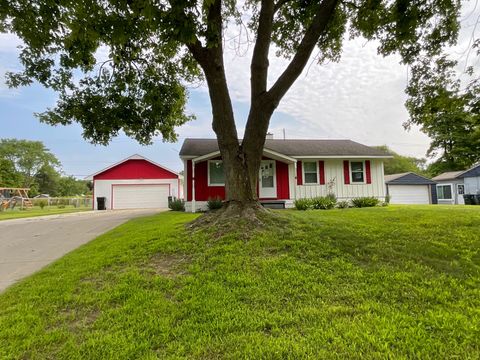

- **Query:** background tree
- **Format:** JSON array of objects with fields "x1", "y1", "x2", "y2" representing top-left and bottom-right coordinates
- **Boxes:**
[
  {"x1": 405, "y1": 56, "x2": 480, "y2": 176},
  {"x1": 0, "y1": 158, "x2": 22, "y2": 187},
  {"x1": 34, "y1": 165, "x2": 61, "y2": 195},
  {"x1": 0, "y1": 139, "x2": 60, "y2": 188},
  {"x1": 375, "y1": 146, "x2": 426, "y2": 175},
  {"x1": 56, "y1": 176, "x2": 90, "y2": 197},
  {"x1": 1, "y1": 0, "x2": 462, "y2": 217}
]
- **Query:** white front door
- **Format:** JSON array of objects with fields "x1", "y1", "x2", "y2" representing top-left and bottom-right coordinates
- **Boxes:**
[
  {"x1": 457, "y1": 184, "x2": 465, "y2": 205},
  {"x1": 259, "y1": 160, "x2": 276, "y2": 198}
]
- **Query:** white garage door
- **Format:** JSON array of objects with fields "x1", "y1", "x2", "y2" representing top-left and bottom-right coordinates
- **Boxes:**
[
  {"x1": 113, "y1": 185, "x2": 169, "y2": 209},
  {"x1": 388, "y1": 185, "x2": 430, "y2": 204}
]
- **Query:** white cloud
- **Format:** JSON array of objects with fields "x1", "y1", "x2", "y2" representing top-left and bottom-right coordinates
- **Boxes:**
[{"x1": 181, "y1": 32, "x2": 432, "y2": 158}]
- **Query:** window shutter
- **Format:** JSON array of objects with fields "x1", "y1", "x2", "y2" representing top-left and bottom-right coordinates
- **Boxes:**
[
  {"x1": 343, "y1": 160, "x2": 350, "y2": 184},
  {"x1": 297, "y1": 161, "x2": 303, "y2": 185},
  {"x1": 366, "y1": 160, "x2": 372, "y2": 184},
  {"x1": 319, "y1": 161, "x2": 325, "y2": 185}
]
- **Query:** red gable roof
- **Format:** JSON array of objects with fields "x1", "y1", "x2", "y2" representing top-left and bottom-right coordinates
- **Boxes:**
[{"x1": 89, "y1": 154, "x2": 178, "y2": 180}]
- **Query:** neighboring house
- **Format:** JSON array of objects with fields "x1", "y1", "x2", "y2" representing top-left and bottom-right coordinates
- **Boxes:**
[
  {"x1": 86, "y1": 154, "x2": 181, "y2": 210},
  {"x1": 385, "y1": 172, "x2": 437, "y2": 204},
  {"x1": 179, "y1": 138, "x2": 392, "y2": 212},
  {"x1": 432, "y1": 163, "x2": 480, "y2": 205}
]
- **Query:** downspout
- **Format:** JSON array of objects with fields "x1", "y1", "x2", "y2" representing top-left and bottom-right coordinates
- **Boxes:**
[{"x1": 192, "y1": 161, "x2": 196, "y2": 213}]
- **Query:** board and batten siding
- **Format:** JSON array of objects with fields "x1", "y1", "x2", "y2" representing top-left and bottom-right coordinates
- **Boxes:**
[{"x1": 295, "y1": 159, "x2": 386, "y2": 200}]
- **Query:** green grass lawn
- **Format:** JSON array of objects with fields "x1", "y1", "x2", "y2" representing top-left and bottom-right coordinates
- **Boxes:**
[
  {"x1": 0, "y1": 206, "x2": 479, "y2": 359},
  {"x1": 0, "y1": 206, "x2": 91, "y2": 220}
]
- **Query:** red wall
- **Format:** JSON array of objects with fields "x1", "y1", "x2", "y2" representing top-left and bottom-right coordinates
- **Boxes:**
[
  {"x1": 94, "y1": 159, "x2": 178, "y2": 180},
  {"x1": 187, "y1": 159, "x2": 290, "y2": 201},
  {"x1": 275, "y1": 161, "x2": 290, "y2": 199}
]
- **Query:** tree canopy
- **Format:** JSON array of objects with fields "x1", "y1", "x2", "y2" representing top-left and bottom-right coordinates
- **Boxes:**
[
  {"x1": 0, "y1": 139, "x2": 90, "y2": 196},
  {"x1": 1, "y1": 0, "x2": 464, "y2": 209},
  {"x1": 375, "y1": 145, "x2": 426, "y2": 175},
  {"x1": 0, "y1": 139, "x2": 60, "y2": 187},
  {"x1": 0, "y1": 0, "x2": 461, "y2": 144},
  {"x1": 405, "y1": 55, "x2": 480, "y2": 173}
]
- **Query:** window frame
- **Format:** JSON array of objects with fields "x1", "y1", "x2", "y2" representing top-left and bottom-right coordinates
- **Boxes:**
[
  {"x1": 349, "y1": 160, "x2": 366, "y2": 184},
  {"x1": 303, "y1": 161, "x2": 319, "y2": 185},
  {"x1": 437, "y1": 184, "x2": 453, "y2": 200},
  {"x1": 207, "y1": 160, "x2": 225, "y2": 187}
]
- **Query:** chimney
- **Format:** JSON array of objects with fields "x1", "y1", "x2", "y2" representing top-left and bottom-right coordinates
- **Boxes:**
[{"x1": 266, "y1": 132, "x2": 274, "y2": 140}]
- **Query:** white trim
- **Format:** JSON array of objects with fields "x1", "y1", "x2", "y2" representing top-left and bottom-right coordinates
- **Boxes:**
[
  {"x1": 263, "y1": 148, "x2": 297, "y2": 163},
  {"x1": 292, "y1": 155, "x2": 392, "y2": 159},
  {"x1": 303, "y1": 160, "x2": 319, "y2": 185},
  {"x1": 191, "y1": 148, "x2": 297, "y2": 164},
  {"x1": 207, "y1": 160, "x2": 225, "y2": 186},
  {"x1": 192, "y1": 151, "x2": 221, "y2": 163},
  {"x1": 85, "y1": 153, "x2": 179, "y2": 180},
  {"x1": 350, "y1": 160, "x2": 366, "y2": 184},
  {"x1": 437, "y1": 183, "x2": 453, "y2": 200},
  {"x1": 192, "y1": 161, "x2": 196, "y2": 213}
]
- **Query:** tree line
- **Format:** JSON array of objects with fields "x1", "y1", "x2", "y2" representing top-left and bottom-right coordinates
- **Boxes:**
[{"x1": 0, "y1": 139, "x2": 91, "y2": 197}]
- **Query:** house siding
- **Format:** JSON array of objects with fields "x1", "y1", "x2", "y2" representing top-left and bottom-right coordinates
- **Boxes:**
[
  {"x1": 435, "y1": 179, "x2": 464, "y2": 205},
  {"x1": 295, "y1": 159, "x2": 386, "y2": 200},
  {"x1": 93, "y1": 159, "x2": 177, "y2": 180},
  {"x1": 187, "y1": 158, "x2": 290, "y2": 202},
  {"x1": 464, "y1": 176, "x2": 480, "y2": 195},
  {"x1": 93, "y1": 179, "x2": 179, "y2": 210}
]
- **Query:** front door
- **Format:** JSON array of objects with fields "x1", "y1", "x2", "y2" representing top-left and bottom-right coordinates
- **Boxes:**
[{"x1": 259, "y1": 160, "x2": 276, "y2": 198}]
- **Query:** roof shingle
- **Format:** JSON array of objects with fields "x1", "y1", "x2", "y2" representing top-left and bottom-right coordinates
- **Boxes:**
[{"x1": 179, "y1": 138, "x2": 391, "y2": 157}]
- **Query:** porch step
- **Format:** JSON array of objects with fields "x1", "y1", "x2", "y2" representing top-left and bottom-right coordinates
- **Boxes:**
[{"x1": 260, "y1": 200, "x2": 285, "y2": 209}]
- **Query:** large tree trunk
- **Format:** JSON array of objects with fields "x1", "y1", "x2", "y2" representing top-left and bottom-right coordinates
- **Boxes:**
[
  {"x1": 205, "y1": 62, "x2": 272, "y2": 207},
  {"x1": 185, "y1": 0, "x2": 340, "y2": 218}
]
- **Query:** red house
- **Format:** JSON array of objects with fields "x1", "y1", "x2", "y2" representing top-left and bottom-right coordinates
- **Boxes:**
[
  {"x1": 86, "y1": 154, "x2": 181, "y2": 210},
  {"x1": 180, "y1": 138, "x2": 391, "y2": 212}
]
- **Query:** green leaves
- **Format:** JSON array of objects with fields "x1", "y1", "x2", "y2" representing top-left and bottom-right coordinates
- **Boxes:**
[
  {"x1": 405, "y1": 56, "x2": 480, "y2": 173},
  {"x1": 1, "y1": 0, "x2": 202, "y2": 144},
  {"x1": 1, "y1": 0, "x2": 463, "y2": 146},
  {"x1": 0, "y1": 139, "x2": 61, "y2": 187}
]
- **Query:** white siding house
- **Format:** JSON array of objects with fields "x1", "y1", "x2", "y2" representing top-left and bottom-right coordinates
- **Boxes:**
[{"x1": 433, "y1": 164, "x2": 480, "y2": 205}]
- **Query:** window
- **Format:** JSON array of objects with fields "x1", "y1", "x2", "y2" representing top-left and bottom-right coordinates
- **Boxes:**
[
  {"x1": 303, "y1": 161, "x2": 318, "y2": 184},
  {"x1": 350, "y1": 161, "x2": 365, "y2": 183},
  {"x1": 437, "y1": 184, "x2": 453, "y2": 200},
  {"x1": 208, "y1": 160, "x2": 225, "y2": 186},
  {"x1": 457, "y1": 184, "x2": 465, "y2": 195}
]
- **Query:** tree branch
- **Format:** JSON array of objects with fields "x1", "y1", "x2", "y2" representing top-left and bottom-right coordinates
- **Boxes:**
[
  {"x1": 250, "y1": 0, "x2": 275, "y2": 99},
  {"x1": 273, "y1": 0, "x2": 294, "y2": 13},
  {"x1": 267, "y1": 0, "x2": 340, "y2": 106}
]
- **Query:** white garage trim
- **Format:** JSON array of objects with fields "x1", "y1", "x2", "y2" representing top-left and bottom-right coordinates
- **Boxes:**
[
  {"x1": 388, "y1": 184, "x2": 431, "y2": 204},
  {"x1": 111, "y1": 184, "x2": 171, "y2": 209}
]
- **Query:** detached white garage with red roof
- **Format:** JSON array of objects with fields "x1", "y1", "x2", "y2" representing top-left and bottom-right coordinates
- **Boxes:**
[{"x1": 87, "y1": 154, "x2": 181, "y2": 210}]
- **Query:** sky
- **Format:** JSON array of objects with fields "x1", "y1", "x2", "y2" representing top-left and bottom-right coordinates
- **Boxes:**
[{"x1": 0, "y1": 1, "x2": 478, "y2": 178}]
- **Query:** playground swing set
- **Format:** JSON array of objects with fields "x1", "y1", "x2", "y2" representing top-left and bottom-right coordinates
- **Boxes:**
[{"x1": 0, "y1": 187, "x2": 33, "y2": 211}]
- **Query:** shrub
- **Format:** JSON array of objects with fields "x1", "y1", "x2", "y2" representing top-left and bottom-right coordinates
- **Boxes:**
[
  {"x1": 37, "y1": 200, "x2": 47, "y2": 209},
  {"x1": 384, "y1": 194, "x2": 391, "y2": 204},
  {"x1": 169, "y1": 199, "x2": 185, "y2": 212},
  {"x1": 57, "y1": 205, "x2": 66, "y2": 209},
  {"x1": 294, "y1": 198, "x2": 311, "y2": 211},
  {"x1": 311, "y1": 196, "x2": 336, "y2": 210},
  {"x1": 351, "y1": 197, "x2": 380, "y2": 208},
  {"x1": 326, "y1": 193, "x2": 337, "y2": 203},
  {"x1": 207, "y1": 197, "x2": 223, "y2": 210},
  {"x1": 337, "y1": 200, "x2": 350, "y2": 209}
]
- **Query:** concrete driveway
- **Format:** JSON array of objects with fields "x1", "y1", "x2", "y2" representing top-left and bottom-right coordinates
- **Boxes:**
[{"x1": 0, "y1": 209, "x2": 162, "y2": 292}]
